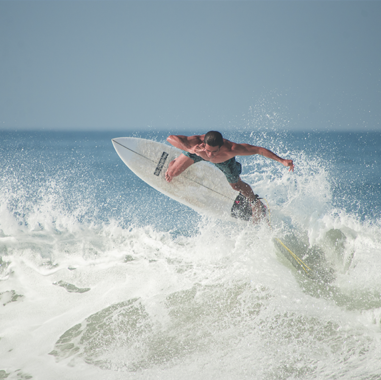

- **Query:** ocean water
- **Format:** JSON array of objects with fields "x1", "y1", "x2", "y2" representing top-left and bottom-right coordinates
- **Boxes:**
[{"x1": 0, "y1": 129, "x2": 381, "y2": 380}]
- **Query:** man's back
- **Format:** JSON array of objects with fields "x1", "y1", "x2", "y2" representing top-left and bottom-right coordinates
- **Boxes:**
[{"x1": 167, "y1": 134, "x2": 262, "y2": 164}]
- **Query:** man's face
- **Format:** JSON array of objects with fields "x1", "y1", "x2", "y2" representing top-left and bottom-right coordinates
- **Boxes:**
[{"x1": 204, "y1": 144, "x2": 220, "y2": 158}]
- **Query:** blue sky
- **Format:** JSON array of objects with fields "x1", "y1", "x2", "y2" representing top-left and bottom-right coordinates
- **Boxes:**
[{"x1": 1, "y1": 1, "x2": 380, "y2": 132}]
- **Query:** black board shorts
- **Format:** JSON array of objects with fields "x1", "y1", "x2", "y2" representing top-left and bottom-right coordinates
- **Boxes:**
[{"x1": 183, "y1": 151, "x2": 242, "y2": 184}]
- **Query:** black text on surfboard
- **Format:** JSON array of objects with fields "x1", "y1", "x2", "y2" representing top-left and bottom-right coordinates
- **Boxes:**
[{"x1": 154, "y1": 152, "x2": 169, "y2": 176}]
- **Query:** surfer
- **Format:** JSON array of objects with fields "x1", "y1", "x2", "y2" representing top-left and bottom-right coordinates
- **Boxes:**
[{"x1": 164, "y1": 131, "x2": 294, "y2": 221}]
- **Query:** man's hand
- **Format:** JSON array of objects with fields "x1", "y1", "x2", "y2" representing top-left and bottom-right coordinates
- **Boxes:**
[
  {"x1": 165, "y1": 161, "x2": 175, "y2": 182},
  {"x1": 165, "y1": 169, "x2": 173, "y2": 182},
  {"x1": 283, "y1": 159, "x2": 294, "y2": 172}
]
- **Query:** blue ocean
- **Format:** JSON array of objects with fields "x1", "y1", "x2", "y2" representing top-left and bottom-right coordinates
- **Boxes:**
[{"x1": 1, "y1": 129, "x2": 381, "y2": 380}]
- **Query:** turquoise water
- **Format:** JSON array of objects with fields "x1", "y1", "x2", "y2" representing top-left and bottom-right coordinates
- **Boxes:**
[{"x1": 1, "y1": 130, "x2": 380, "y2": 379}]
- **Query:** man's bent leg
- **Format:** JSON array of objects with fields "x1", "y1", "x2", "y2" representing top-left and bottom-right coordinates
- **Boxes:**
[
  {"x1": 230, "y1": 178, "x2": 257, "y2": 202},
  {"x1": 165, "y1": 154, "x2": 195, "y2": 182}
]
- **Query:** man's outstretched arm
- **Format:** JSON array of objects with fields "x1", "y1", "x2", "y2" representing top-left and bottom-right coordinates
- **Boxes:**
[{"x1": 233, "y1": 143, "x2": 294, "y2": 172}]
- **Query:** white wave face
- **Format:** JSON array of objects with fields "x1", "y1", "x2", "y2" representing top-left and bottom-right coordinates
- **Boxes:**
[
  {"x1": 1, "y1": 131, "x2": 381, "y2": 379},
  {"x1": 1, "y1": 189, "x2": 381, "y2": 379}
]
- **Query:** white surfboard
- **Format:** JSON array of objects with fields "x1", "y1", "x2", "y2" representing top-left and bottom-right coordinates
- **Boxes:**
[
  {"x1": 112, "y1": 137, "x2": 243, "y2": 220},
  {"x1": 111, "y1": 137, "x2": 315, "y2": 274}
]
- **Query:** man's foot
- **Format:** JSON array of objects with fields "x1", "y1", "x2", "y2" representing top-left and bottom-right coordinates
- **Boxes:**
[
  {"x1": 250, "y1": 199, "x2": 267, "y2": 224},
  {"x1": 231, "y1": 193, "x2": 267, "y2": 224}
]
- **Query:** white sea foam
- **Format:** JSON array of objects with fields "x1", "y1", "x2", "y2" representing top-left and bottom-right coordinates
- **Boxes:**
[{"x1": 1, "y1": 131, "x2": 381, "y2": 379}]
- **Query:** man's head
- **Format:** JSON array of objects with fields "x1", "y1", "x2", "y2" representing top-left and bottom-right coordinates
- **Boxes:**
[
  {"x1": 204, "y1": 131, "x2": 223, "y2": 147},
  {"x1": 203, "y1": 131, "x2": 224, "y2": 158}
]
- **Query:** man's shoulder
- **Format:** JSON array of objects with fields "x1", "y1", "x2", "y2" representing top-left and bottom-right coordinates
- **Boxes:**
[
  {"x1": 218, "y1": 141, "x2": 238, "y2": 160},
  {"x1": 227, "y1": 141, "x2": 259, "y2": 156},
  {"x1": 225, "y1": 140, "x2": 242, "y2": 152}
]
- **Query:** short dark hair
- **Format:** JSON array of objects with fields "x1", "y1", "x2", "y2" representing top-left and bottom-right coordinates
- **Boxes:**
[{"x1": 204, "y1": 131, "x2": 223, "y2": 147}]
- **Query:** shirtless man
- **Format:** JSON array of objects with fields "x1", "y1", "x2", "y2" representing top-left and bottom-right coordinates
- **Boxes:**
[{"x1": 165, "y1": 131, "x2": 294, "y2": 220}]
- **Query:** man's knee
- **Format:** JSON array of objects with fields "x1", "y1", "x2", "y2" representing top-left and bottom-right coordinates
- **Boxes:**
[
  {"x1": 168, "y1": 156, "x2": 194, "y2": 177},
  {"x1": 230, "y1": 181, "x2": 241, "y2": 191},
  {"x1": 167, "y1": 161, "x2": 184, "y2": 178}
]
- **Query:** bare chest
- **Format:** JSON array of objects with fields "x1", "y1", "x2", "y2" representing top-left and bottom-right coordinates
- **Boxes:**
[{"x1": 197, "y1": 151, "x2": 235, "y2": 163}]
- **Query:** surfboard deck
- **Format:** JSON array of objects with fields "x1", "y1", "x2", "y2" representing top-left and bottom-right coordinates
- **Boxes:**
[{"x1": 112, "y1": 137, "x2": 249, "y2": 221}]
